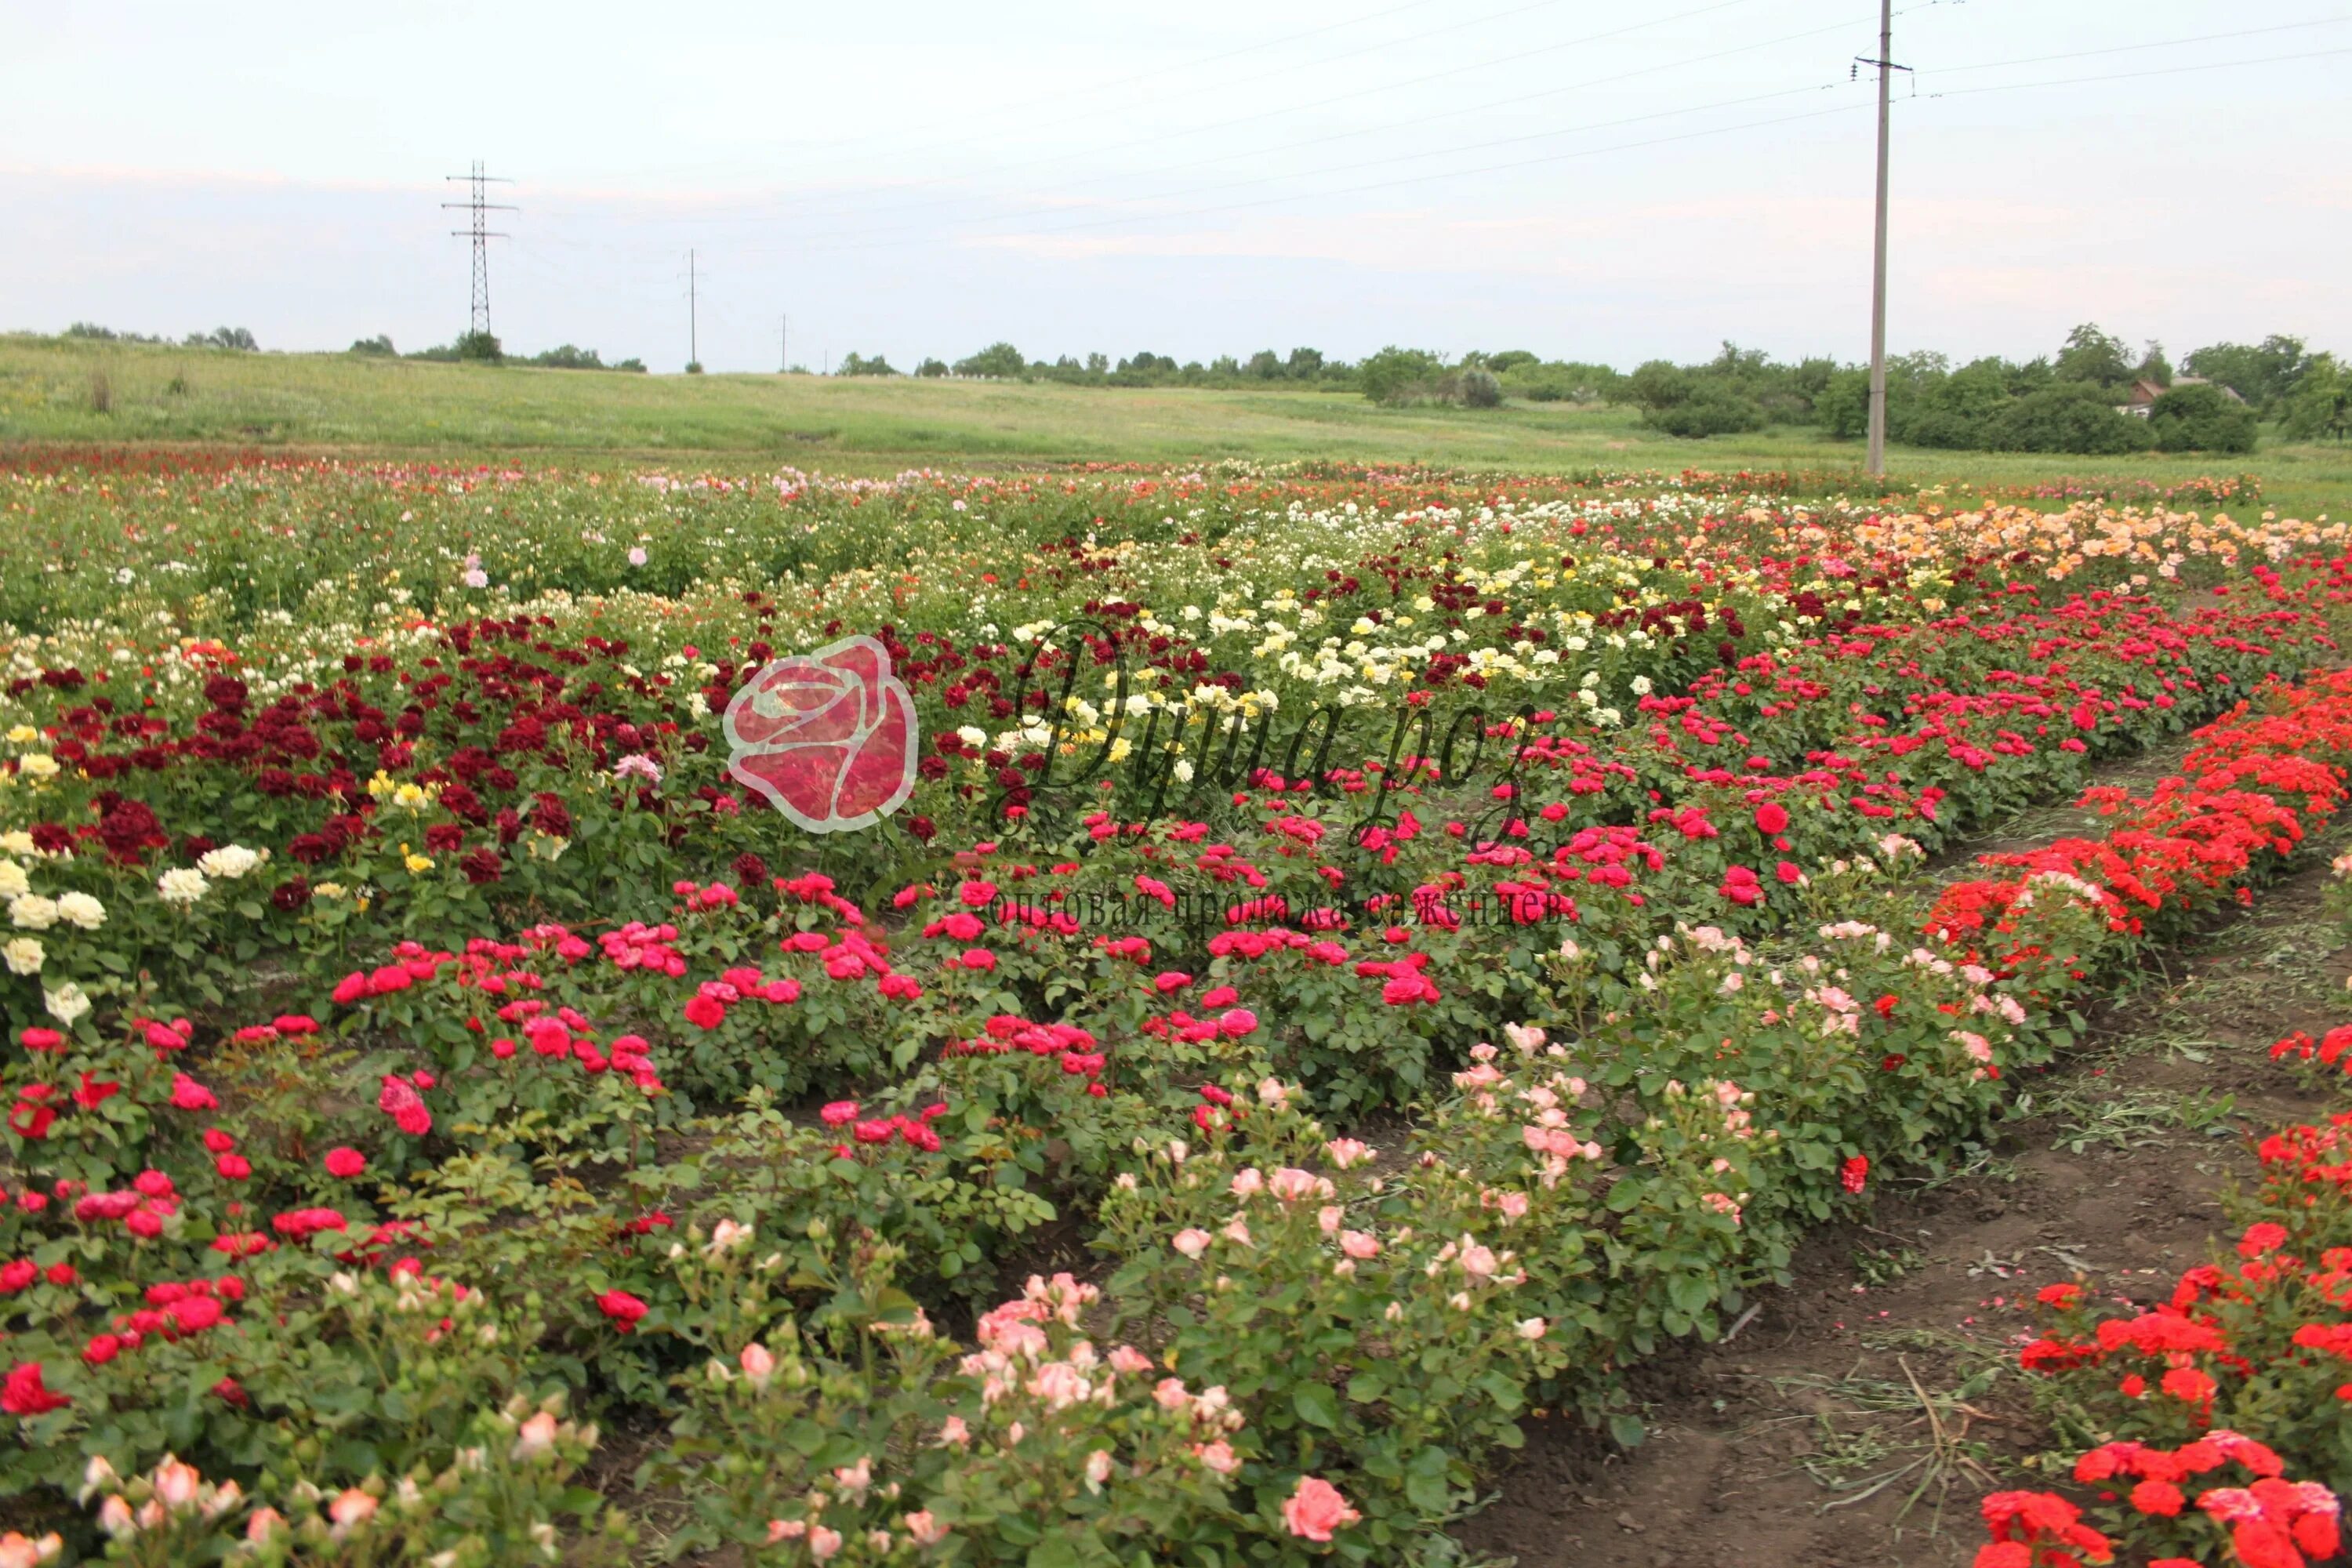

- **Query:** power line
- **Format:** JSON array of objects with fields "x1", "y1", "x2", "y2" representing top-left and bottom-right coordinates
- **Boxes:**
[
  {"x1": 569, "y1": 0, "x2": 1458, "y2": 190},
  {"x1": 766, "y1": 35, "x2": 2350, "y2": 260},
  {"x1": 441, "y1": 160, "x2": 516, "y2": 339},
  {"x1": 539, "y1": 0, "x2": 1767, "y2": 232},
  {"x1": 676, "y1": 5, "x2": 1867, "y2": 245},
  {"x1": 1926, "y1": 41, "x2": 2352, "y2": 99},
  {"x1": 1928, "y1": 13, "x2": 2352, "y2": 77},
  {"x1": 747, "y1": 76, "x2": 1858, "y2": 254}
]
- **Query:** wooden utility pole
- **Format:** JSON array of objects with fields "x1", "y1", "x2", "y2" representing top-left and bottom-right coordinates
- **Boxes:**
[{"x1": 1862, "y1": 0, "x2": 1905, "y2": 477}]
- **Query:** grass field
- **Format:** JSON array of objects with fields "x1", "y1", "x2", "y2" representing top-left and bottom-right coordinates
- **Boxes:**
[{"x1": 6, "y1": 332, "x2": 2348, "y2": 511}]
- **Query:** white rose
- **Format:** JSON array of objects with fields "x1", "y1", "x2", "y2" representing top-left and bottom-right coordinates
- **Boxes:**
[
  {"x1": 0, "y1": 832, "x2": 32, "y2": 857},
  {"x1": 16, "y1": 754, "x2": 59, "y2": 781},
  {"x1": 2, "y1": 936, "x2": 42, "y2": 975},
  {"x1": 157, "y1": 868, "x2": 211, "y2": 906},
  {"x1": 45, "y1": 982, "x2": 89, "y2": 1023},
  {"x1": 9, "y1": 895, "x2": 58, "y2": 931},
  {"x1": 0, "y1": 862, "x2": 27, "y2": 900},
  {"x1": 196, "y1": 845, "x2": 263, "y2": 880},
  {"x1": 56, "y1": 892, "x2": 105, "y2": 931}
]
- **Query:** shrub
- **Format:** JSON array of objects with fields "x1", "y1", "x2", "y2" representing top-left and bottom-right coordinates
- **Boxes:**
[
  {"x1": 455, "y1": 331, "x2": 503, "y2": 365},
  {"x1": 1356, "y1": 346, "x2": 1446, "y2": 406},
  {"x1": 1985, "y1": 382, "x2": 2144, "y2": 455},
  {"x1": 1642, "y1": 382, "x2": 1766, "y2": 437},
  {"x1": 348, "y1": 336, "x2": 397, "y2": 357},
  {"x1": 1458, "y1": 366, "x2": 1502, "y2": 408},
  {"x1": 2149, "y1": 382, "x2": 2258, "y2": 453},
  {"x1": 952, "y1": 342, "x2": 1026, "y2": 379}
]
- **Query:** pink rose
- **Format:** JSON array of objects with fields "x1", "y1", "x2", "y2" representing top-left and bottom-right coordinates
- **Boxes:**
[
  {"x1": 1283, "y1": 1475, "x2": 1361, "y2": 1542},
  {"x1": 724, "y1": 635, "x2": 918, "y2": 833}
]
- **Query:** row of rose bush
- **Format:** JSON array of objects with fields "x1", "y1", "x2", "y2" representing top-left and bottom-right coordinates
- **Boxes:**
[
  {"x1": 1951, "y1": 673, "x2": 2352, "y2": 1568},
  {"x1": 7, "y1": 561, "x2": 2336, "y2": 1080}
]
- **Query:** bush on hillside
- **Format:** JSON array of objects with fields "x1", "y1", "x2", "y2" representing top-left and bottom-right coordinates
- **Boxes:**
[
  {"x1": 1984, "y1": 382, "x2": 2144, "y2": 456},
  {"x1": 2147, "y1": 383, "x2": 2257, "y2": 453}
]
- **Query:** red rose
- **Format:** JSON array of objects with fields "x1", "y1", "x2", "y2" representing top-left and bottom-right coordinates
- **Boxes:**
[
  {"x1": 1, "y1": 1361, "x2": 68, "y2": 1414},
  {"x1": 724, "y1": 635, "x2": 918, "y2": 833},
  {"x1": 597, "y1": 1289, "x2": 648, "y2": 1330},
  {"x1": 324, "y1": 1147, "x2": 367, "y2": 1179}
]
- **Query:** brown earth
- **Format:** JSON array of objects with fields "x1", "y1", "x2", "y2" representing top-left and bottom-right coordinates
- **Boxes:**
[{"x1": 1457, "y1": 761, "x2": 2350, "y2": 1568}]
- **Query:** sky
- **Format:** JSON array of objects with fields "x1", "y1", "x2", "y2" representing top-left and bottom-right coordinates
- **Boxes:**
[{"x1": 5, "y1": 1, "x2": 2350, "y2": 374}]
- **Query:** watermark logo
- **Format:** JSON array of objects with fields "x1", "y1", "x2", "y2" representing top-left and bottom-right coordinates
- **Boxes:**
[{"x1": 724, "y1": 634, "x2": 919, "y2": 833}]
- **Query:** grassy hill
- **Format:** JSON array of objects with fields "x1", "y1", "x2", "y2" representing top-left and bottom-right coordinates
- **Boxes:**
[{"x1": 4, "y1": 333, "x2": 2347, "y2": 510}]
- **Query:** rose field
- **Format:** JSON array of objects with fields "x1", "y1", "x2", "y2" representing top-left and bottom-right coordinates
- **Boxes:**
[{"x1": 8, "y1": 449, "x2": 2352, "y2": 1567}]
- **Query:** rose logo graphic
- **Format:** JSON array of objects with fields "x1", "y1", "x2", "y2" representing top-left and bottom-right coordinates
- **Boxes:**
[{"x1": 723, "y1": 635, "x2": 920, "y2": 833}]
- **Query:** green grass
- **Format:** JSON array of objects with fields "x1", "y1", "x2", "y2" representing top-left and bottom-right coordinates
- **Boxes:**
[{"x1": 5, "y1": 332, "x2": 2349, "y2": 510}]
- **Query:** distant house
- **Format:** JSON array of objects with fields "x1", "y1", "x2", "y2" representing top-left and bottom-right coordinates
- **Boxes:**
[{"x1": 2119, "y1": 376, "x2": 2246, "y2": 417}]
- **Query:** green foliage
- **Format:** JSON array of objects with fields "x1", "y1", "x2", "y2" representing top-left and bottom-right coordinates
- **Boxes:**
[
  {"x1": 1356, "y1": 346, "x2": 1446, "y2": 406},
  {"x1": 836, "y1": 352, "x2": 898, "y2": 377},
  {"x1": 2182, "y1": 334, "x2": 2309, "y2": 412},
  {"x1": 953, "y1": 341, "x2": 1027, "y2": 379},
  {"x1": 347, "y1": 335, "x2": 396, "y2": 357},
  {"x1": 455, "y1": 331, "x2": 503, "y2": 365},
  {"x1": 2053, "y1": 322, "x2": 2134, "y2": 390},
  {"x1": 915, "y1": 358, "x2": 949, "y2": 378},
  {"x1": 2148, "y1": 382, "x2": 2257, "y2": 454},
  {"x1": 2281, "y1": 352, "x2": 2352, "y2": 443},
  {"x1": 1987, "y1": 382, "x2": 2147, "y2": 456}
]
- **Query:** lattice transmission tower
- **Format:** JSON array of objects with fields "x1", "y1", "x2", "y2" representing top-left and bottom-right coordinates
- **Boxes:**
[{"x1": 442, "y1": 161, "x2": 516, "y2": 338}]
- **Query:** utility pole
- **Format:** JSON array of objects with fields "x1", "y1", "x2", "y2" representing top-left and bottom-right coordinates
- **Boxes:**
[
  {"x1": 688, "y1": 249, "x2": 699, "y2": 369},
  {"x1": 1857, "y1": 1, "x2": 1907, "y2": 478},
  {"x1": 441, "y1": 161, "x2": 516, "y2": 339}
]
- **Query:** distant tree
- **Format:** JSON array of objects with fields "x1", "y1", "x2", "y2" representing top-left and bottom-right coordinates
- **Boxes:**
[
  {"x1": 1815, "y1": 369, "x2": 1869, "y2": 438},
  {"x1": 1457, "y1": 366, "x2": 1503, "y2": 408},
  {"x1": 916, "y1": 358, "x2": 949, "y2": 378},
  {"x1": 1624, "y1": 359, "x2": 1693, "y2": 412},
  {"x1": 184, "y1": 326, "x2": 258, "y2": 351},
  {"x1": 348, "y1": 335, "x2": 397, "y2": 357},
  {"x1": 2182, "y1": 335, "x2": 2309, "y2": 412},
  {"x1": 684, "y1": 361, "x2": 704, "y2": 375},
  {"x1": 526, "y1": 344, "x2": 604, "y2": 369},
  {"x1": 1245, "y1": 349, "x2": 1283, "y2": 379},
  {"x1": 2133, "y1": 340, "x2": 2171, "y2": 387},
  {"x1": 1356, "y1": 346, "x2": 1445, "y2": 405},
  {"x1": 953, "y1": 341, "x2": 1026, "y2": 379},
  {"x1": 1987, "y1": 382, "x2": 2144, "y2": 454},
  {"x1": 2280, "y1": 353, "x2": 2350, "y2": 442},
  {"x1": 1483, "y1": 350, "x2": 1539, "y2": 374},
  {"x1": 2147, "y1": 383, "x2": 2256, "y2": 453},
  {"x1": 1208, "y1": 354, "x2": 1240, "y2": 377},
  {"x1": 613, "y1": 358, "x2": 648, "y2": 373},
  {"x1": 65, "y1": 322, "x2": 120, "y2": 340},
  {"x1": 837, "y1": 351, "x2": 898, "y2": 376},
  {"x1": 455, "y1": 330, "x2": 503, "y2": 364},
  {"x1": 2053, "y1": 323, "x2": 2133, "y2": 389},
  {"x1": 1646, "y1": 382, "x2": 1765, "y2": 437},
  {"x1": 1085, "y1": 353, "x2": 1109, "y2": 375},
  {"x1": 1284, "y1": 347, "x2": 1326, "y2": 379}
]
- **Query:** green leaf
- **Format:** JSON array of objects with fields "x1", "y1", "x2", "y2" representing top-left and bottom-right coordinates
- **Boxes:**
[
  {"x1": 1609, "y1": 1413, "x2": 1647, "y2": 1448},
  {"x1": 1293, "y1": 1382, "x2": 1341, "y2": 1430}
]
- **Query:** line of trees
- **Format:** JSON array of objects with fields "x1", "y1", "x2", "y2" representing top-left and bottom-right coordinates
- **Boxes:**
[
  {"x1": 67, "y1": 322, "x2": 258, "y2": 351},
  {"x1": 360, "y1": 333, "x2": 647, "y2": 372}
]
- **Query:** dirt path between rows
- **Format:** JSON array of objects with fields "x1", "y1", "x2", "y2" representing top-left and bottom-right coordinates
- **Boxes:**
[{"x1": 1459, "y1": 737, "x2": 2350, "y2": 1568}]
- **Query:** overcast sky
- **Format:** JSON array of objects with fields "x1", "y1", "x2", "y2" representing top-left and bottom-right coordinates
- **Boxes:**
[{"x1": 5, "y1": 1, "x2": 2348, "y2": 373}]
